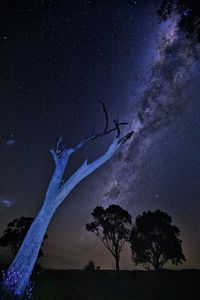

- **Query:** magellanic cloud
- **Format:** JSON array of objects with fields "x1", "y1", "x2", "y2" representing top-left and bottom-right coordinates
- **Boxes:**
[{"x1": 0, "y1": 197, "x2": 15, "y2": 208}]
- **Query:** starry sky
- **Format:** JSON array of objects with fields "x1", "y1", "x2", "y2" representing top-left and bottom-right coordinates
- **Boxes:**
[{"x1": 0, "y1": 0, "x2": 200, "y2": 270}]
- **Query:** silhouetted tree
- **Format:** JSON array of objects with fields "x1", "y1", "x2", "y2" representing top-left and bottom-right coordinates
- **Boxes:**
[
  {"x1": 86, "y1": 205, "x2": 132, "y2": 272},
  {"x1": 158, "y1": 0, "x2": 200, "y2": 42},
  {"x1": 2, "y1": 102, "x2": 133, "y2": 298},
  {"x1": 130, "y1": 210, "x2": 186, "y2": 271},
  {"x1": 0, "y1": 217, "x2": 47, "y2": 257},
  {"x1": 84, "y1": 260, "x2": 100, "y2": 271}
]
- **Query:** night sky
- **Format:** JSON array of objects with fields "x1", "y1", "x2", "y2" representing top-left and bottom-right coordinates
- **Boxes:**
[{"x1": 0, "y1": 0, "x2": 200, "y2": 270}]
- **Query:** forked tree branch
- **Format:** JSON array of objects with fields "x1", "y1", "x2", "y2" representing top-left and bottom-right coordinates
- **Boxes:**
[
  {"x1": 50, "y1": 101, "x2": 131, "y2": 165},
  {"x1": 48, "y1": 101, "x2": 133, "y2": 206},
  {"x1": 55, "y1": 132, "x2": 133, "y2": 207}
]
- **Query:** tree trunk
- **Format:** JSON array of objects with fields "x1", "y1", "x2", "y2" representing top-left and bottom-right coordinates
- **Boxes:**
[
  {"x1": 154, "y1": 256, "x2": 161, "y2": 272},
  {"x1": 1, "y1": 133, "x2": 133, "y2": 297},
  {"x1": 115, "y1": 255, "x2": 120, "y2": 272},
  {"x1": 2, "y1": 202, "x2": 56, "y2": 297}
]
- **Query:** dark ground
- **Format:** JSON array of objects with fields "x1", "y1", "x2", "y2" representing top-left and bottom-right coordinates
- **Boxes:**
[{"x1": 0, "y1": 265, "x2": 199, "y2": 300}]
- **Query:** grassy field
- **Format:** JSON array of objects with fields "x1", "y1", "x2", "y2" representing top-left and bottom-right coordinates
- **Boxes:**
[
  {"x1": 30, "y1": 269, "x2": 200, "y2": 300},
  {"x1": 0, "y1": 267, "x2": 199, "y2": 299}
]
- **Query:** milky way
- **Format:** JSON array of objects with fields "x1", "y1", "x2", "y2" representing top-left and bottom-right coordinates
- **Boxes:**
[
  {"x1": 0, "y1": 1, "x2": 199, "y2": 270},
  {"x1": 100, "y1": 16, "x2": 200, "y2": 209}
]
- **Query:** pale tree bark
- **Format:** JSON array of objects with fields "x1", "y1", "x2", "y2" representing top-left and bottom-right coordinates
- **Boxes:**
[{"x1": 2, "y1": 104, "x2": 133, "y2": 298}]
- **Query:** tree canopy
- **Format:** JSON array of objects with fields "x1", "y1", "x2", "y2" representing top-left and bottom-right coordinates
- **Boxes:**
[
  {"x1": 129, "y1": 209, "x2": 186, "y2": 271},
  {"x1": 86, "y1": 204, "x2": 132, "y2": 271},
  {"x1": 0, "y1": 217, "x2": 48, "y2": 257}
]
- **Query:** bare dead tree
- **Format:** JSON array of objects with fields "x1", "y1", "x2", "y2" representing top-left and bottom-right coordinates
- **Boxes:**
[{"x1": 2, "y1": 102, "x2": 133, "y2": 298}]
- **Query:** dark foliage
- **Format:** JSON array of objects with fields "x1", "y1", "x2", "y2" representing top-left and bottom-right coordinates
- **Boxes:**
[
  {"x1": 84, "y1": 261, "x2": 100, "y2": 271},
  {"x1": 129, "y1": 210, "x2": 186, "y2": 270},
  {"x1": 158, "y1": 0, "x2": 200, "y2": 42},
  {"x1": 0, "y1": 217, "x2": 48, "y2": 257},
  {"x1": 86, "y1": 205, "x2": 132, "y2": 271}
]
